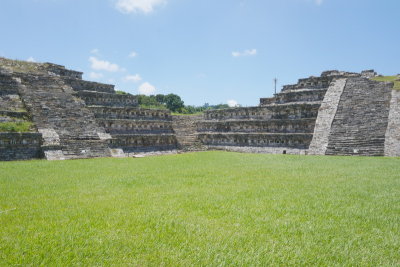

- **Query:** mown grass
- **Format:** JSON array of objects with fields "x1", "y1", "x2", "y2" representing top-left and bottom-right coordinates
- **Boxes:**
[
  {"x1": 0, "y1": 152, "x2": 399, "y2": 266},
  {"x1": 372, "y1": 76, "x2": 400, "y2": 90}
]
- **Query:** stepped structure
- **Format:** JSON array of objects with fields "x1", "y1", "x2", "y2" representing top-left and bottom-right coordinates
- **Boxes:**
[
  {"x1": 1, "y1": 57, "x2": 399, "y2": 160},
  {"x1": 197, "y1": 70, "x2": 399, "y2": 156},
  {"x1": 0, "y1": 58, "x2": 176, "y2": 160},
  {"x1": 172, "y1": 115, "x2": 203, "y2": 150}
]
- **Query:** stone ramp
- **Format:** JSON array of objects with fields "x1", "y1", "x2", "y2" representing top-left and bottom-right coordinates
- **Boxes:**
[
  {"x1": 308, "y1": 79, "x2": 347, "y2": 155},
  {"x1": 325, "y1": 78, "x2": 392, "y2": 156},
  {"x1": 14, "y1": 74, "x2": 111, "y2": 159}
]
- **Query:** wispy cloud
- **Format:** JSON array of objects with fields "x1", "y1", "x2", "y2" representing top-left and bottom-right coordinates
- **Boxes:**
[
  {"x1": 232, "y1": 49, "x2": 257, "y2": 57},
  {"x1": 124, "y1": 74, "x2": 142, "y2": 82},
  {"x1": 128, "y1": 51, "x2": 138, "y2": 58},
  {"x1": 115, "y1": 0, "x2": 167, "y2": 14},
  {"x1": 90, "y1": 48, "x2": 100, "y2": 55},
  {"x1": 89, "y1": 57, "x2": 121, "y2": 72},
  {"x1": 315, "y1": 0, "x2": 323, "y2": 5},
  {"x1": 138, "y1": 82, "x2": 156, "y2": 95},
  {"x1": 227, "y1": 99, "x2": 239, "y2": 107}
]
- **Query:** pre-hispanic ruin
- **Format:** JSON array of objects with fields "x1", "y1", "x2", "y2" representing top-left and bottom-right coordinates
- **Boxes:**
[
  {"x1": 0, "y1": 58, "x2": 176, "y2": 160},
  {"x1": 1, "y1": 57, "x2": 399, "y2": 160}
]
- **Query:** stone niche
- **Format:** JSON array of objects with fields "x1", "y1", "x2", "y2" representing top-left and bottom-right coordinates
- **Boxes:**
[
  {"x1": 109, "y1": 134, "x2": 177, "y2": 152},
  {"x1": 0, "y1": 133, "x2": 43, "y2": 161},
  {"x1": 75, "y1": 91, "x2": 139, "y2": 108},
  {"x1": 98, "y1": 119, "x2": 173, "y2": 134},
  {"x1": 198, "y1": 133, "x2": 312, "y2": 149},
  {"x1": 198, "y1": 119, "x2": 316, "y2": 134},
  {"x1": 89, "y1": 107, "x2": 172, "y2": 121}
]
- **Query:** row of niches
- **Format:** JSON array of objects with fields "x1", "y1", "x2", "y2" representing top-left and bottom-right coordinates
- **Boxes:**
[
  {"x1": 78, "y1": 95, "x2": 138, "y2": 107},
  {"x1": 282, "y1": 76, "x2": 335, "y2": 91},
  {"x1": 110, "y1": 135, "x2": 177, "y2": 146},
  {"x1": 260, "y1": 89, "x2": 326, "y2": 106},
  {"x1": 0, "y1": 133, "x2": 42, "y2": 146},
  {"x1": 204, "y1": 106, "x2": 320, "y2": 120},
  {"x1": 198, "y1": 133, "x2": 312, "y2": 148},
  {"x1": 90, "y1": 107, "x2": 172, "y2": 120},
  {"x1": 197, "y1": 119, "x2": 315, "y2": 133},
  {"x1": 100, "y1": 120, "x2": 173, "y2": 134}
]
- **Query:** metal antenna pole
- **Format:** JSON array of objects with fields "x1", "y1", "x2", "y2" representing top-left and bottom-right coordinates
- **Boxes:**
[{"x1": 274, "y1": 78, "x2": 277, "y2": 95}]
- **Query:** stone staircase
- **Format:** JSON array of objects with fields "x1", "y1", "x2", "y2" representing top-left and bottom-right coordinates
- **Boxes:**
[
  {"x1": 325, "y1": 78, "x2": 392, "y2": 156},
  {"x1": 172, "y1": 115, "x2": 204, "y2": 150},
  {"x1": 14, "y1": 73, "x2": 111, "y2": 159}
]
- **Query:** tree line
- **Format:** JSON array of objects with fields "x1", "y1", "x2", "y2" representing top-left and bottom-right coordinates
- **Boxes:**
[{"x1": 117, "y1": 91, "x2": 235, "y2": 114}]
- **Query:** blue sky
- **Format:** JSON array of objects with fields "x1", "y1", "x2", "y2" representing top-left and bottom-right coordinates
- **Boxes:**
[{"x1": 0, "y1": 0, "x2": 399, "y2": 106}]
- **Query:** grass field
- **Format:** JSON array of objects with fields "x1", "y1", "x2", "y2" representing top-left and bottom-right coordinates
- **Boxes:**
[{"x1": 0, "y1": 152, "x2": 399, "y2": 266}]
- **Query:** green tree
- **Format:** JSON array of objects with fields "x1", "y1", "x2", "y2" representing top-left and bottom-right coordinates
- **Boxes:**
[{"x1": 164, "y1": 94, "x2": 184, "y2": 112}]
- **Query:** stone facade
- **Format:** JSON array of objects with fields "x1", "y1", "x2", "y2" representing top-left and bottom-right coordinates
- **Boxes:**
[
  {"x1": 172, "y1": 115, "x2": 203, "y2": 149},
  {"x1": 1, "y1": 56, "x2": 399, "y2": 160},
  {"x1": 0, "y1": 57, "x2": 176, "y2": 160},
  {"x1": 0, "y1": 133, "x2": 42, "y2": 161},
  {"x1": 324, "y1": 78, "x2": 392, "y2": 156},
  {"x1": 197, "y1": 70, "x2": 400, "y2": 156}
]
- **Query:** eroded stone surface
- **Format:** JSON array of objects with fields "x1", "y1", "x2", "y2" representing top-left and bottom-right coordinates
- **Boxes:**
[{"x1": 308, "y1": 79, "x2": 347, "y2": 155}]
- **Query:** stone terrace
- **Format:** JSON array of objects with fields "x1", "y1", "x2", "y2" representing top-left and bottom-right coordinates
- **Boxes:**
[{"x1": 198, "y1": 70, "x2": 370, "y2": 154}]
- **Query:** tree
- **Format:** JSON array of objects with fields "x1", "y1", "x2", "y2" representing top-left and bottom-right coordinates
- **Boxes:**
[{"x1": 164, "y1": 94, "x2": 184, "y2": 112}]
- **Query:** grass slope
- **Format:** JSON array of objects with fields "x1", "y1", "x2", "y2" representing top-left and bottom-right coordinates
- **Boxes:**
[
  {"x1": 372, "y1": 76, "x2": 400, "y2": 90},
  {"x1": 0, "y1": 152, "x2": 399, "y2": 266}
]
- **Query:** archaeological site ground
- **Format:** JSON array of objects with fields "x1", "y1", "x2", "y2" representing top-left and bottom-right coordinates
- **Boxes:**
[
  {"x1": 1, "y1": 152, "x2": 399, "y2": 265},
  {"x1": 1, "y1": 58, "x2": 399, "y2": 265}
]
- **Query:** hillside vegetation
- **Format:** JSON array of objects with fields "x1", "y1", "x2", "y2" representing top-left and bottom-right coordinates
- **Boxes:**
[
  {"x1": 372, "y1": 75, "x2": 400, "y2": 90},
  {"x1": 1, "y1": 152, "x2": 399, "y2": 266}
]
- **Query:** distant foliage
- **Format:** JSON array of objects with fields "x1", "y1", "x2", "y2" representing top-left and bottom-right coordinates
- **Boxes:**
[{"x1": 135, "y1": 93, "x2": 233, "y2": 114}]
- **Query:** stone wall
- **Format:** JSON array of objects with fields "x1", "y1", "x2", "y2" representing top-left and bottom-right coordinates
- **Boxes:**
[
  {"x1": 0, "y1": 133, "x2": 42, "y2": 161},
  {"x1": 12, "y1": 73, "x2": 112, "y2": 160},
  {"x1": 98, "y1": 119, "x2": 173, "y2": 134},
  {"x1": 89, "y1": 107, "x2": 172, "y2": 121},
  {"x1": 325, "y1": 78, "x2": 393, "y2": 156},
  {"x1": 75, "y1": 91, "x2": 138, "y2": 107},
  {"x1": 88, "y1": 104, "x2": 177, "y2": 154},
  {"x1": 63, "y1": 78, "x2": 115, "y2": 94},
  {"x1": 308, "y1": 79, "x2": 347, "y2": 155},
  {"x1": 198, "y1": 133, "x2": 312, "y2": 149},
  {"x1": 109, "y1": 134, "x2": 177, "y2": 152},
  {"x1": 42, "y1": 63, "x2": 83, "y2": 79},
  {"x1": 385, "y1": 90, "x2": 400, "y2": 156},
  {"x1": 198, "y1": 119, "x2": 315, "y2": 134},
  {"x1": 172, "y1": 115, "x2": 203, "y2": 148}
]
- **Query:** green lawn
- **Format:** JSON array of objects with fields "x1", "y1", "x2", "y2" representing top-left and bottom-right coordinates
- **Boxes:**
[{"x1": 0, "y1": 152, "x2": 399, "y2": 266}]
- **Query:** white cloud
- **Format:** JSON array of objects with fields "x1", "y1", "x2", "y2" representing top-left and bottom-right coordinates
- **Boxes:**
[
  {"x1": 89, "y1": 57, "x2": 121, "y2": 72},
  {"x1": 129, "y1": 51, "x2": 138, "y2": 58},
  {"x1": 115, "y1": 0, "x2": 167, "y2": 14},
  {"x1": 227, "y1": 99, "x2": 239, "y2": 107},
  {"x1": 138, "y1": 82, "x2": 156, "y2": 95},
  {"x1": 90, "y1": 48, "x2": 100, "y2": 54},
  {"x1": 27, "y1": 57, "x2": 36, "y2": 62},
  {"x1": 232, "y1": 49, "x2": 257, "y2": 57},
  {"x1": 315, "y1": 0, "x2": 323, "y2": 5},
  {"x1": 89, "y1": 72, "x2": 103, "y2": 79},
  {"x1": 124, "y1": 74, "x2": 142, "y2": 82}
]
